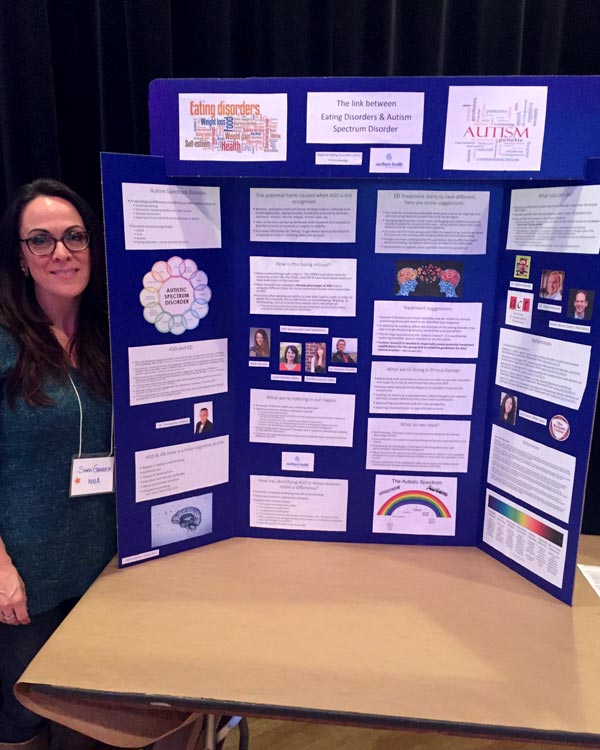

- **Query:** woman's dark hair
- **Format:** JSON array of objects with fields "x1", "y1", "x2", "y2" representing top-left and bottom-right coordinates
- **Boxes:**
[
  {"x1": 283, "y1": 345, "x2": 299, "y2": 364},
  {"x1": 254, "y1": 328, "x2": 270, "y2": 355},
  {"x1": 0, "y1": 178, "x2": 111, "y2": 405},
  {"x1": 501, "y1": 393, "x2": 514, "y2": 412}
]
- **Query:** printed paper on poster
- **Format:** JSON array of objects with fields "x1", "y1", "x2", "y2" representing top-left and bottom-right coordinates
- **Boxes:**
[
  {"x1": 250, "y1": 188, "x2": 357, "y2": 243},
  {"x1": 369, "y1": 148, "x2": 410, "y2": 174},
  {"x1": 122, "y1": 183, "x2": 221, "y2": 250},
  {"x1": 482, "y1": 489, "x2": 567, "y2": 588},
  {"x1": 250, "y1": 256, "x2": 357, "y2": 317},
  {"x1": 495, "y1": 328, "x2": 590, "y2": 409},
  {"x1": 128, "y1": 339, "x2": 228, "y2": 407},
  {"x1": 250, "y1": 475, "x2": 347, "y2": 531},
  {"x1": 151, "y1": 493, "x2": 213, "y2": 547},
  {"x1": 375, "y1": 190, "x2": 489, "y2": 254},
  {"x1": 443, "y1": 86, "x2": 547, "y2": 171},
  {"x1": 487, "y1": 425, "x2": 575, "y2": 523},
  {"x1": 306, "y1": 91, "x2": 424, "y2": 144},
  {"x1": 135, "y1": 436, "x2": 229, "y2": 503},
  {"x1": 506, "y1": 185, "x2": 600, "y2": 253},
  {"x1": 250, "y1": 389, "x2": 355, "y2": 448},
  {"x1": 366, "y1": 418, "x2": 471, "y2": 472},
  {"x1": 179, "y1": 93, "x2": 287, "y2": 161},
  {"x1": 372, "y1": 475, "x2": 457, "y2": 536},
  {"x1": 373, "y1": 300, "x2": 482, "y2": 358},
  {"x1": 505, "y1": 290, "x2": 533, "y2": 329},
  {"x1": 369, "y1": 361, "x2": 476, "y2": 415}
]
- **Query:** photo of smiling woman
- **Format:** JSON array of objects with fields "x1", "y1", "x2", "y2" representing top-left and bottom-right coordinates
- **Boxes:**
[
  {"x1": 0, "y1": 179, "x2": 115, "y2": 748},
  {"x1": 499, "y1": 392, "x2": 518, "y2": 426},
  {"x1": 279, "y1": 343, "x2": 302, "y2": 371},
  {"x1": 249, "y1": 327, "x2": 270, "y2": 358}
]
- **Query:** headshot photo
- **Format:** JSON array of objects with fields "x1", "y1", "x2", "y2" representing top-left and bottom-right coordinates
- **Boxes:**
[
  {"x1": 499, "y1": 392, "x2": 518, "y2": 426},
  {"x1": 568, "y1": 289, "x2": 594, "y2": 320},
  {"x1": 249, "y1": 327, "x2": 270, "y2": 358},
  {"x1": 194, "y1": 401, "x2": 214, "y2": 435},
  {"x1": 305, "y1": 342, "x2": 327, "y2": 373},
  {"x1": 331, "y1": 337, "x2": 357, "y2": 364},
  {"x1": 279, "y1": 343, "x2": 302, "y2": 371},
  {"x1": 514, "y1": 256, "x2": 531, "y2": 279},
  {"x1": 540, "y1": 270, "x2": 564, "y2": 301}
]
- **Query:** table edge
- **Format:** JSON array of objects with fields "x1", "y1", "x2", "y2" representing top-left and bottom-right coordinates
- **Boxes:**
[{"x1": 19, "y1": 682, "x2": 600, "y2": 748}]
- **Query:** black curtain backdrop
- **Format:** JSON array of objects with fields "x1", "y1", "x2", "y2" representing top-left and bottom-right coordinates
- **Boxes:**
[{"x1": 1, "y1": 0, "x2": 599, "y2": 531}]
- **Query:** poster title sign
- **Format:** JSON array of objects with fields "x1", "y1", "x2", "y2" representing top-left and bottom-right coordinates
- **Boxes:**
[
  {"x1": 306, "y1": 91, "x2": 424, "y2": 144},
  {"x1": 179, "y1": 93, "x2": 287, "y2": 162}
]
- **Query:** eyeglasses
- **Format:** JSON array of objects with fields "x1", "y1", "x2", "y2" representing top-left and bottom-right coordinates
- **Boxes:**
[{"x1": 20, "y1": 230, "x2": 90, "y2": 256}]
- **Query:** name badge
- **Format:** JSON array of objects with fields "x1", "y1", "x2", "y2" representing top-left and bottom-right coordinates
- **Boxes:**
[{"x1": 70, "y1": 454, "x2": 115, "y2": 497}]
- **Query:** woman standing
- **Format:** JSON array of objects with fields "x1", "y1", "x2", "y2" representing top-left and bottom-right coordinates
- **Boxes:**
[{"x1": 0, "y1": 179, "x2": 115, "y2": 749}]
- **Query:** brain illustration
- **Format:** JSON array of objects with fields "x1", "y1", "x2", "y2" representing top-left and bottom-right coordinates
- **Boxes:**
[
  {"x1": 171, "y1": 507, "x2": 202, "y2": 531},
  {"x1": 139, "y1": 257, "x2": 211, "y2": 335},
  {"x1": 397, "y1": 267, "x2": 417, "y2": 284},
  {"x1": 440, "y1": 268, "x2": 460, "y2": 287}
]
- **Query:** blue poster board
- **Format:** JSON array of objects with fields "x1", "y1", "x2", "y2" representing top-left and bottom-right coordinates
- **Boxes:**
[{"x1": 101, "y1": 76, "x2": 600, "y2": 603}]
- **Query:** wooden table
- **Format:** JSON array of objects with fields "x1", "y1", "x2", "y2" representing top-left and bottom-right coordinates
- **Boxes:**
[{"x1": 16, "y1": 536, "x2": 600, "y2": 748}]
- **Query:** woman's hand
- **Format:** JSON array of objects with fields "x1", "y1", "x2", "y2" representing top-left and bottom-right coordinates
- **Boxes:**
[{"x1": 0, "y1": 561, "x2": 29, "y2": 625}]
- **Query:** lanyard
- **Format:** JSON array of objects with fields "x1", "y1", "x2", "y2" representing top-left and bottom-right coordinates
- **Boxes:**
[
  {"x1": 66, "y1": 370, "x2": 114, "y2": 457},
  {"x1": 67, "y1": 371, "x2": 115, "y2": 497}
]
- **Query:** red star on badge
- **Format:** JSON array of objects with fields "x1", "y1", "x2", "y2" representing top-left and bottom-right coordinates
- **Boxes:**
[{"x1": 74, "y1": 477, "x2": 81, "y2": 485}]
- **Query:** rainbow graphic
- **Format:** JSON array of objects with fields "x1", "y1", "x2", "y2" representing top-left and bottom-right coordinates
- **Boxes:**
[{"x1": 377, "y1": 490, "x2": 451, "y2": 518}]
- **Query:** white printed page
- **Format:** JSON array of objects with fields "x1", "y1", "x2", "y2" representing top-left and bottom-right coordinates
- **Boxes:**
[
  {"x1": 487, "y1": 425, "x2": 575, "y2": 523},
  {"x1": 373, "y1": 301, "x2": 482, "y2": 358},
  {"x1": 495, "y1": 328, "x2": 591, "y2": 409},
  {"x1": 250, "y1": 188, "x2": 357, "y2": 243},
  {"x1": 506, "y1": 185, "x2": 600, "y2": 253},
  {"x1": 366, "y1": 418, "x2": 471, "y2": 472},
  {"x1": 128, "y1": 339, "x2": 228, "y2": 406},
  {"x1": 135, "y1": 436, "x2": 229, "y2": 503},
  {"x1": 249, "y1": 389, "x2": 355, "y2": 448},
  {"x1": 306, "y1": 91, "x2": 424, "y2": 144},
  {"x1": 250, "y1": 475, "x2": 348, "y2": 531},
  {"x1": 443, "y1": 86, "x2": 547, "y2": 171},
  {"x1": 122, "y1": 183, "x2": 221, "y2": 250},
  {"x1": 369, "y1": 362, "x2": 476, "y2": 415},
  {"x1": 483, "y1": 489, "x2": 567, "y2": 588},
  {"x1": 250, "y1": 256, "x2": 357, "y2": 317},
  {"x1": 375, "y1": 190, "x2": 489, "y2": 254}
]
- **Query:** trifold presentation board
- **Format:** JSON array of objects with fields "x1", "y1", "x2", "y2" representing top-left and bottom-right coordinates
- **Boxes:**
[{"x1": 101, "y1": 76, "x2": 600, "y2": 604}]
